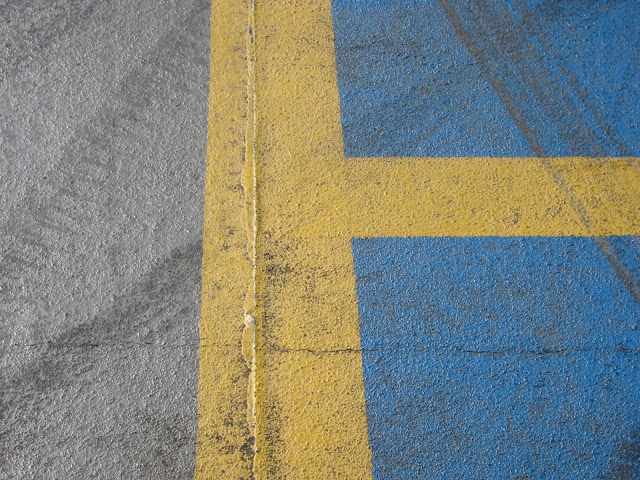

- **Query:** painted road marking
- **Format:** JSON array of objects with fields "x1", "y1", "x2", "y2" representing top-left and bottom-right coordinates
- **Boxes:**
[
  {"x1": 197, "y1": 0, "x2": 640, "y2": 478},
  {"x1": 353, "y1": 236, "x2": 640, "y2": 478},
  {"x1": 195, "y1": 0, "x2": 254, "y2": 478}
]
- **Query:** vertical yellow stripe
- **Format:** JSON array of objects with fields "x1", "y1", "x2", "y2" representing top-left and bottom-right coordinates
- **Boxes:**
[
  {"x1": 252, "y1": 1, "x2": 374, "y2": 478},
  {"x1": 195, "y1": 0, "x2": 254, "y2": 478}
]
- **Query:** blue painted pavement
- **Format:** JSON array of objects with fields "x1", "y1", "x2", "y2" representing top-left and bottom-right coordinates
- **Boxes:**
[
  {"x1": 332, "y1": 0, "x2": 640, "y2": 157},
  {"x1": 352, "y1": 236, "x2": 640, "y2": 479}
]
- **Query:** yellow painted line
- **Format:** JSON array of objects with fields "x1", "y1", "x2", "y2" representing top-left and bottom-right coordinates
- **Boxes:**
[
  {"x1": 252, "y1": 3, "x2": 374, "y2": 478},
  {"x1": 198, "y1": 0, "x2": 640, "y2": 478},
  {"x1": 262, "y1": 156, "x2": 640, "y2": 240},
  {"x1": 195, "y1": 0, "x2": 254, "y2": 478}
]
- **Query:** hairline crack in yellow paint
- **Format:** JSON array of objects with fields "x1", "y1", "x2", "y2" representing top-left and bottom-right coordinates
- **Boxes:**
[{"x1": 196, "y1": 0, "x2": 640, "y2": 478}]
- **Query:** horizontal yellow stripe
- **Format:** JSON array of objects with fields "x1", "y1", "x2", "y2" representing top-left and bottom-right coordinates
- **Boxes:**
[{"x1": 262, "y1": 156, "x2": 640, "y2": 238}]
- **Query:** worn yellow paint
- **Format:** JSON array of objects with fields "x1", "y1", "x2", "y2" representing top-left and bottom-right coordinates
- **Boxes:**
[
  {"x1": 194, "y1": 0, "x2": 254, "y2": 478},
  {"x1": 197, "y1": 0, "x2": 640, "y2": 477},
  {"x1": 252, "y1": 2, "x2": 374, "y2": 478}
]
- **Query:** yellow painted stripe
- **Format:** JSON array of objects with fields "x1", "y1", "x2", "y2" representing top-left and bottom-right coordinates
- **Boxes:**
[
  {"x1": 252, "y1": 0, "x2": 640, "y2": 478},
  {"x1": 262, "y1": 156, "x2": 640, "y2": 239},
  {"x1": 254, "y1": 236, "x2": 373, "y2": 478},
  {"x1": 252, "y1": 1, "x2": 374, "y2": 478},
  {"x1": 195, "y1": 0, "x2": 254, "y2": 478},
  {"x1": 199, "y1": 0, "x2": 640, "y2": 478}
]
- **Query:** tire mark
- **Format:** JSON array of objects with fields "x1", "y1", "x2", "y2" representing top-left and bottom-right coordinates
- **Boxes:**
[
  {"x1": 438, "y1": 0, "x2": 640, "y2": 305},
  {"x1": 0, "y1": 0, "x2": 100, "y2": 85},
  {"x1": 0, "y1": 0, "x2": 209, "y2": 316},
  {"x1": 514, "y1": 1, "x2": 636, "y2": 158},
  {"x1": 0, "y1": 241, "x2": 202, "y2": 478}
]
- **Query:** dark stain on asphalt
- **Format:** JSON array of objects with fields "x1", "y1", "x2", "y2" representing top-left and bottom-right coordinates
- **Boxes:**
[
  {"x1": 604, "y1": 428, "x2": 640, "y2": 479},
  {"x1": 0, "y1": 240, "x2": 203, "y2": 478}
]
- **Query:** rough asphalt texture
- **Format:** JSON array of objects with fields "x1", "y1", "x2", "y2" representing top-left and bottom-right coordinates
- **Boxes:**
[{"x1": 0, "y1": 0, "x2": 210, "y2": 477}]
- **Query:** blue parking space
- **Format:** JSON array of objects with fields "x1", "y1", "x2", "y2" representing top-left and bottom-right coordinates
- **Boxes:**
[
  {"x1": 352, "y1": 236, "x2": 640, "y2": 479},
  {"x1": 332, "y1": 0, "x2": 640, "y2": 157}
]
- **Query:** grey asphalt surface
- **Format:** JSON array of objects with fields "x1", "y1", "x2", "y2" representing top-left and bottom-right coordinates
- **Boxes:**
[{"x1": 0, "y1": 0, "x2": 210, "y2": 477}]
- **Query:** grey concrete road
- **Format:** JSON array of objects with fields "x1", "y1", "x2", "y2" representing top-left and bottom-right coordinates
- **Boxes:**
[{"x1": 0, "y1": 0, "x2": 210, "y2": 477}]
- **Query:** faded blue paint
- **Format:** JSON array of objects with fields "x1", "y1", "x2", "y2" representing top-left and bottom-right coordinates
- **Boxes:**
[
  {"x1": 332, "y1": 0, "x2": 640, "y2": 157},
  {"x1": 352, "y1": 236, "x2": 640, "y2": 479}
]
